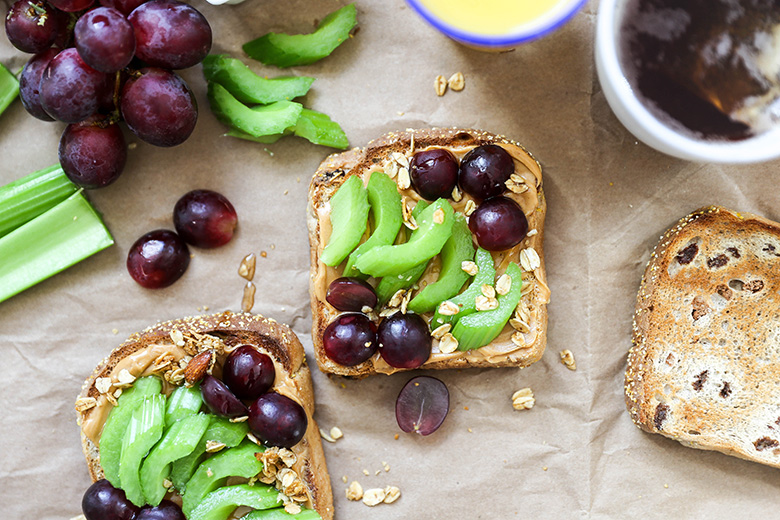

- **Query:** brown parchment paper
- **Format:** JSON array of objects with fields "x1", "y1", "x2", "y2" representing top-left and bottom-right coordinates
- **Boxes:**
[{"x1": 2, "y1": 0, "x2": 780, "y2": 518}]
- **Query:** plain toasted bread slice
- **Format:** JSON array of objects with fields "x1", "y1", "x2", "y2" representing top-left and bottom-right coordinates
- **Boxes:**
[
  {"x1": 307, "y1": 127, "x2": 550, "y2": 377},
  {"x1": 76, "y1": 311, "x2": 334, "y2": 519},
  {"x1": 627, "y1": 206, "x2": 780, "y2": 469}
]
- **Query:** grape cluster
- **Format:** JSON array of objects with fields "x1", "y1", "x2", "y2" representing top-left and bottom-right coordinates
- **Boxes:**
[{"x1": 5, "y1": 0, "x2": 212, "y2": 189}]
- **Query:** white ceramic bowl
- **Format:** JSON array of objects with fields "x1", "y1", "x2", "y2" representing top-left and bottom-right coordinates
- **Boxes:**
[{"x1": 595, "y1": 0, "x2": 780, "y2": 163}]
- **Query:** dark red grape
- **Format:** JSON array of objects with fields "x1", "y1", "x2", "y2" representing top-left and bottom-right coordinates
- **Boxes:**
[
  {"x1": 19, "y1": 48, "x2": 59, "y2": 121},
  {"x1": 128, "y1": 0, "x2": 211, "y2": 69},
  {"x1": 467, "y1": 196, "x2": 528, "y2": 251},
  {"x1": 59, "y1": 120, "x2": 127, "y2": 188},
  {"x1": 459, "y1": 144, "x2": 514, "y2": 200},
  {"x1": 5, "y1": 0, "x2": 63, "y2": 53},
  {"x1": 173, "y1": 189, "x2": 237, "y2": 248},
  {"x1": 100, "y1": 0, "x2": 146, "y2": 16},
  {"x1": 75, "y1": 7, "x2": 135, "y2": 73},
  {"x1": 377, "y1": 312, "x2": 431, "y2": 369},
  {"x1": 322, "y1": 313, "x2": 378, "y2": 366},
  {"x1": 201, "y1": 374, "x2": 249, "y2": 418},
  {"x1": 49, "y1": 0, "x2": 94, "y2": 12},
  {"x1": 126, "y1": 229, "x2": 190, "y2": 288},
  {"x1": 396, "y1": 376, "x2": 449, "y2": 436},
  {"x1": 409, "y1": 148, "x2": 459, "y2": 201},
  {"x1": 40, "y1": 48, "x2": 111, "y2": 123},
  {"x1": 248, "y1": 392, "x2": 307, "y2": 449},
  {"x1": 82, "y1": 479, "x2": 139, "y2": 520},
  {"x1": 326, "y1": 277, "x2": 377, "y2": 312},
  {"x1": 136, "y1": 501, "x2": 185, "y2": 520},
  {"x1": 223, "y1": 345, "x2": 275, "y2": 400},
  {"x1": 120, "y1": 68, "x2": 197, "y2": 147}
]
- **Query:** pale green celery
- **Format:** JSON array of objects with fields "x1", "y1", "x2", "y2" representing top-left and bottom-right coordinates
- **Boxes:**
[
  {"x1": 0, "y1": 191, "x2": 114, "y2": 304},
  {"x1": 0, "y1": 63, "x2": 18, "y2": 117},
  {"x1": 0, "y1": 165, "x2": 78, "y2": 237}
]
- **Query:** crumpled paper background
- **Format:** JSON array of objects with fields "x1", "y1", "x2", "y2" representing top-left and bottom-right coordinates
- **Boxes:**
[{"x1": 1, "y1": 0, "x2": 779, "y2": 518}]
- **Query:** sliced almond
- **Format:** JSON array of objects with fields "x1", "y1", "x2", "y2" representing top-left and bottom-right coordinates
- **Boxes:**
[
  {"x1": 185, "y1": 350, "x2": 213, "y2": 385},
  {"x1": 526, "y1": 228, "x2": 538, "y2": 237},
  {"x1": 388, "y1": 289, "x2": 406, "y2": 309},
  {"x1": 510, "y1": 331, "x2": 527, "y2": 347},
  {"x1": 438, "y1": 300, "x2": 460, "y2": 316},
  {"x1": 279, "y1": 448, "x2": 297, "y2": 467},
  {"x1": 509, "y1": 318, "x2": 530, "y2": 333},
  {"x1": 205, "y1": 440, "x2": 226, "y2": 453},
  {"x1": 451, "y1": 185, "x2": 462, "y2": 202},
  {"x1": 384, "y1": 159, "x2": 399, "y2": 179},
  {"x1": 284, "y1": 504, "x2": 302, "y2": 515},
  {"x1": 319, "y1": 428, "x2": 336, "y2": 443},
  {"x1": 115, "y1": 368, "x2": 136, "y2": 388},
  {"x1": 95, "y1": 377, "x2": 112, "y2": 395},
  {"x1": 330, "y1": 426, "x2": 343, "y2": 440},
  {"x1": 391, "y1": 151, "x2": 409, "y2": 168}
]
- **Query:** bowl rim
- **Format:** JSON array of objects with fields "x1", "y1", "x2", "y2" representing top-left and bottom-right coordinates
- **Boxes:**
[{"x1": 406, "y1": 0, "x2": 588, "y2": 47}]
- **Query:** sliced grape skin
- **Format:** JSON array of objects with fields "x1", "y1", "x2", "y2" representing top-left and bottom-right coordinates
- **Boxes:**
[
  {"x1": 396, "y1": 376, "x2": 450, "y2": 436},
  {"x1": 19, "y1": 48, "x2": 59, "y2": 121},
  {"x1": 75, "y1": 7, "x2": 135, "y2": 73},
  {"x1": 40, "y1": 48, "x2": 111, "y2": 123},
  {"x1": 59, "y1": 120, "x2": 127, "y2": 189},
  {"x1": 5, "y1": 0, "x2": 63, "y2": 53}
]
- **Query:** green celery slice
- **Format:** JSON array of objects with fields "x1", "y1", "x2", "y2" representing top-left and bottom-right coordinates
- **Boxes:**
[
  {"x1": 243, "y1": 4, "x2": 357, "y2": 68},
  {"x1": 225, "y1": 128, "x2": 290, "y2": 144},
  {"x1": 203, "y1": 54, "x2": 315, "y2": 104},
  {"x1": 189, "y1": 484, "x2": 279, "y2": 520},
  {"x1": 207, "y1": 82, "x2": 303, "y2": 137},
  {"x1": 140, "y1": 412, "x2": 210, "y2": 506},
  {"x1": 319, "y1": 175, "x2": 369, "y2": 267},
  {"x1": 164, "y1": 385, "x2": 203, "y2": 427},
  {"x1": 451, "y1": 262, "x2": 523, "y2": 350},
  {"x1": 226, "y1": 109, "x2": 348, "y2": 149},
  {"x1": 170, "y1": 416, "x2": 249, "y2": 492},
  {"x1": 100, "y1": 376, "x2": 163, "y2": 488},
  {"x1": 243, "y1": 508, "x2": 322, "y2": 520},
  {"x1": 430, "y1": 247, "x2": 496, "y2": 329},
  {"x1": 0, "y1": 165, "x2": 77, "y2": 237},
  {"x1": 182, "y1": 441, "x2": 265, "y2": 516},
  {"x1": 119, "y1": 393, "x2": 167, "y2": 506},
  {"x1": 343, "y1": 171, "x2": 403, "y2": 278},
  {"x1": 0, "y1": 63, "x2": 19, "y2": 117},
  {"x1": 0, "y1": 191, "x2": 113, "y2": 303}
]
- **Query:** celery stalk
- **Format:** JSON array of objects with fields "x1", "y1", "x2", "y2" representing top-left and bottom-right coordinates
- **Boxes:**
[
  {"x1": 0, "y1": 191, "x2": 114, "y2": 303},
  {"x1": 0, "y1": 63, "x2": 19, "y2": 117},
  {"x1": 0, "y1": 165, "x2": 78, "y2": 237}
]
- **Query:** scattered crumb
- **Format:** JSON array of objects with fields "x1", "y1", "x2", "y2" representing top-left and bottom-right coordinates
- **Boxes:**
[
  {"x1": 434, "y1": 74, "x2": 447, "y2": 96},
  {"x1": 609, "y1": 182, "x2": 614, "y2": 186},
  {"x1": 542, "y1": 466, "x2": 548, "y2": 471},
  {"x1": 340, "y1": 382, "x2": 346, "y2": 389},
  {"x1": 394, "y1": 433, "x2": 399, "y2": 440},
  {"x1": 362, "y1": 469, "x2": 370, "y2": 476},
  {"x1": 284, "y1": 504, "x2": 301, "y2": 515},
  {"x1": 346, "y1": 481, "x2": 363, "y2": 501},
  {"x1": 512, "y1": 388, "x2": 535, "y2": 410},
  {"x1": 296, "y1": 177, "x2": 301, "y2": 182},
  {"x1": 397, "y1": 111, "x2": 405, "y2": 116},
  {"x1": 362, "y1": 488, "x2": 387, "y2": 507},
  {"x1": 384, "y1": 463, "x2": 390, "y2": 472},
  {"x1": 260, "y1": 251, "x2": 268, "y2": 258},
  {"x1": 664, "y1": 484, "x2": 669, "y2": 489},
  {"x1": 270, "y1": 244, "x2": 276, "y2": 250},
  {"x1": 560, "y1": 349, "x2": 577, "y2": 371},
  {"x1": 383, "y1": 486, "x2": 401, "y2": 504},
  {"x1": 447, "y1": 72, "x2": 465, "y2": 91},
  {"x1": 330, "y1": 426, "x2": 343, "y2": 440},
  {"x1": 467, "y1": 428, "x2": 473, "y2": 433},
  {"x1": 111, "y1": 328, "x2": 118, "y2": 335},
  {"x1": 463, "y1": 406, "x2": 469, "y2": 411},
  {"x1": 128, "y1": 143, "x2": 137, "y2": 150},
  {"x1": 342, "y1": 476, "x2": 348, "y2": 483},
  {"x1": 319, "y1": 428, "x2": 336, "y2": 443},
  {"x1": 283, "y1": 189, "x2": 289, "y2": 195},
  {"x1": 203, "y1": 305, "x2": 209, "y2": 311},
  {"x1": 375, "y1": 470, "x2": 380, "y2": 476}
]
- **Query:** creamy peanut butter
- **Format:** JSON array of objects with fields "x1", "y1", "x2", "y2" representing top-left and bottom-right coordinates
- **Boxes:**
[{"x1": 312, "y1": 139, "x2": 550, "y2": 373}]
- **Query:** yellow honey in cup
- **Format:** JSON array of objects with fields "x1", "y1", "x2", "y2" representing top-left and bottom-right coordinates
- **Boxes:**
[{"x1": 407, "y1": 0, "x2": 587, "y2": 49}]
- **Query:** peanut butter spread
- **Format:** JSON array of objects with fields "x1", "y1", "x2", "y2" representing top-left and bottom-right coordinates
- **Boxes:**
[{"x1": 312, "y1": 140, "x2": 550, "y2": 373}]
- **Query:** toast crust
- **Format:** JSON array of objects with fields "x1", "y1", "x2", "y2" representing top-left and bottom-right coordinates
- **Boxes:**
[
  {"x1": 308, "y1": 128, "x2": 549, "y2": 377},
  {"x1": 76, "y1": 311, "x2": 334, "y2": 519},
  {"x1": 627, "y1": 206, "x2": 780, "y2": 469}
]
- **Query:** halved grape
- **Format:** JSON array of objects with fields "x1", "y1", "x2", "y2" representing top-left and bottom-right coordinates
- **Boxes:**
[
  {"x1": 126, "y1": 229, "x2": 190, "y2": 288},
  {"x1": 59, "y1": 120, "x2": 127, "y2": 189},
  {"x1": 396, "y1": 376, "x2": 450, "y2": 436},
  {"x1": 120, "y1": 68, "x2": 197, "y2": 147},
  {"x1": 82, "y1": 479, "x2": 139, "y2": 520},
  {"x1": 409, "y1": 148, "x2": 459, "y2": 201},
  {"x1": 40, "y1": 48, "x2": 111, "y2": 123},
  {"x1": 201, "y1": 374, "x2": 248, "y2": 418},
  {"x1": 173, "y1": 189, "x2": 237, "y2": 248},
  {"x1": 467, "y1": 196, "x2": 528, "y2": 251},
  {"x1": 19, "y1": 48, "x2": 59, "y2": 121},
  {"x1": 223, "y1": 345, "x2": 275, "y2": 400},
  {"x1": 248, "y1": 392, "x2": 307, "y2": 449},
  {"x1": 322, "y1": 313, "x2": 378, "y2": 366},
  {"x1": 136, "y1": 500, "x2": 185, "y2": 520},
  {"x1": 5, "y1": 0, "x2": 63, "y2": 53},
  {"x1": 377, "y1": 312, "x2": 431, "y2": 369},
  {"x1": 75, "y1": 7, "x2": 135, "y2": 73},
  {"x1": 459, "y1": 144, "x2": 514, "y2": 200},
  {"x1": 326, "y1": 277, "x2": 377, "y2": 312},
  {"x1": 128, "y1": 0, "x2": 211, "y2": 70}
]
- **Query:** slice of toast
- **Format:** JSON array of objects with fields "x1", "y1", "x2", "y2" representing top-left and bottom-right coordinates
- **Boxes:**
[
  {"x1": 307, "y1": 128, "x2": 550, "y2": 377},
  {"x1": 75, "y1": 311, "x2": 334, "y2": 519},
  {"x1": 627, "y1": 206, "x2": 780, "y2": 469}
]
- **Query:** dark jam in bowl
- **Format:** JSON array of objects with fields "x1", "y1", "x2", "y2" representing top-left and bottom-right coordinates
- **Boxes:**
[{"x1": 617, "y1": 0, "x2": 780, "y2": 141}]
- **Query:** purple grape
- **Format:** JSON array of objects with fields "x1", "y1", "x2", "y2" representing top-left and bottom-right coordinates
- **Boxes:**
[
  {"x1": 5, "y1": 0, "x2": 63, "y2": 53},
  {"x1": 82, "y1": 479, "x2": 139, "y2": 520},
  {"x1": 136, "y1": 500, "x2": 185, "y2": 520},
  {"x1": 49, "y1": 0, "x2": 94, "y2": 12},
  {"x1": 200, "y1": 374, "x2": 249, "y2": 418},
  {"x1": 75, "y1": 7, "x2": 135, "y2": 73},
  {"x1": 120, "y1": 68, "x2": 197, "y2": 147},
  {"x1": 395, "y1": 376, "x2": 449, "y2": 436},
  {"x1": 377, "y1": 312, "x2": 431, "y2": 369},
  {"x1": 409, "y1": 148, "x2": 459, "y2": 201},
  {"x1": 326, "y1": 277, "x2": 377, "y2": 312},
  {"x1": 249, "y1": 392, "x2": 307, "y2": 449},
  {"x1": 126, "y1": 229, "x2": 190, "y2": 288},
  {"x1": 128, "y1": 0, "x2": 211, "y2": 69},
  {"x1": 59, "y1": 120, "x2": 127, "y2": 188},
  {"x1": 19, "y1": 48, "x2": 59, "y2": 121},
  {"x1": 173, "y1": 189, "x2": 237, "y2": 248},
  {"x1": 40, "y1": 48, "x2": 111, "y2": 123},
  {"x1": 459, "y1": 144, "x2": 514, "y2": 200},
  {"x1": 100, "y1": 0, "x2": 147, "y2": 16},
  {"x1": 223, "y1": 345, "x2": 275, "y2": 400},
  {"x1": 467, "y1": 196, "x2": 528, "y2": 251},
  {"x1": 322, "y1": 313, "x2": 378, "y2": 366}
]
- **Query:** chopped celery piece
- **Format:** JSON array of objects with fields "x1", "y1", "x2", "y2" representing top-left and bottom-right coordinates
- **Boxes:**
[
  {"x1": 165, "y1": 385, "x2": 203, "y2": 427},
  {"x1": 243, "y1": 4, "x2": 357, "y2": 68},
  {"x1": 203, "y1": 54, "x2": 315, "y2": 104},
  {"x1": 189, "y1": 484, "x2": 279, "y2": 520},
  {"x1": 0, "y1": 191, "x2": 113, "y2": 304},
  {"x1": 225, "y1": 109, "x2": 348, "y2": 149},
  {"x1": 243, "y1": 508, "x2": 322, "y2": 520},
  {"x1": 207, "y1": 82, "x2": 303, "y2": 137},
  {"x1": 0, "y1": 165, "x2": 78, "y2": 237},
  {"x1": 0, "y1": 63, "x2": 19, "y2": 117},
  {"x1": 225, "y1": 128, "x2": 289, "y2": 144},
  {"x1": 119, "y1": 393, "x2": 166, "y2": 506}
]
